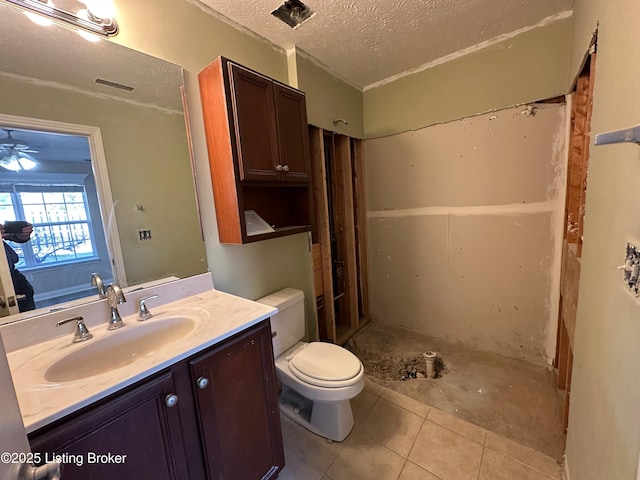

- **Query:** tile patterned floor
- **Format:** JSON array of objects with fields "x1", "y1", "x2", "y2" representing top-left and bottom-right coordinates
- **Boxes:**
[{"x1": 278, "y1": 379, "x2": 563, "y2": 480}]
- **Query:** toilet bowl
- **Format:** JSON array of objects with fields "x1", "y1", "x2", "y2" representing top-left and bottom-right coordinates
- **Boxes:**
[{"x1": 257, "y1": 288, "x2": 364, "y2": 442}]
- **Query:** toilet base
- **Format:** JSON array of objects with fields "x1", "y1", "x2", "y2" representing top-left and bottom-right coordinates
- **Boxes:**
[{"x1": 279, "y1": 385, "x2": 355, "y2": 442}]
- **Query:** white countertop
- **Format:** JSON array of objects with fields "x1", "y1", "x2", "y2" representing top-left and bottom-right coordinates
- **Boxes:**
[{"x1": 7, "y1": 288, "x2": 277, "y2": 434}]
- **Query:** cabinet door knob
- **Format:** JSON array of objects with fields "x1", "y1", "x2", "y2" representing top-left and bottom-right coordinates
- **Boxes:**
[
  {"x1": 165, "y1": 394, "x2": 179, "y2": 408},
  {"x1": 197, "y1": 376, "x2": 209, "y2": 389},
  {"x1": 275, "y1": 164, "x2": 283, "y2": 171},
  {"x1": 282, "y1": 165, "x2": 290, "y2": 172}
]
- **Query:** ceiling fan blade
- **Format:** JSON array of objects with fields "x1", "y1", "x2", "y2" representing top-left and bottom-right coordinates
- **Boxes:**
[{"x1": 18, "y1": 152, "x2": 37, "y2": 161}]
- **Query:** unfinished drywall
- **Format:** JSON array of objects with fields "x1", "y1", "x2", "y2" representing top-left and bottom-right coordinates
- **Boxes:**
[
  {"x1": 366, "y1": 104, "x2": 566, "y2": 365},
  {"x1": 564, "y1": 0, "x2": 640, "y2": 478}
]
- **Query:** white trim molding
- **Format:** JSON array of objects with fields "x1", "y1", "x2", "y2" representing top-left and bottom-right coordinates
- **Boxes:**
[{"x1": 0, "y1": 113, "x2": 127, "y2": 285}]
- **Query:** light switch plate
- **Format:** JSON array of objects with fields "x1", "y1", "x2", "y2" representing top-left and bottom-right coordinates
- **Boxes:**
[{"x1": 137, "y1": 229, "x2": 152, "y2": 241}]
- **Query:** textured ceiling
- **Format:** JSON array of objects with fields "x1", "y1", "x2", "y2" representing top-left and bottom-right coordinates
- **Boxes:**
[{"x1": 198, "y1": 0, "x2": 574, "y2": 89}]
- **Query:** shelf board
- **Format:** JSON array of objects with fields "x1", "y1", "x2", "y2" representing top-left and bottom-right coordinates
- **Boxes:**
[{"x1": 243, "y1": 225, "x2": 311, "y2": 244}]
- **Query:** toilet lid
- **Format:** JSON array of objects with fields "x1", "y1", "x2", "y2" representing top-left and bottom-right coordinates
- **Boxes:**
[{"x1": 289, "y1": 343, "x2": 362, "y2": 387}]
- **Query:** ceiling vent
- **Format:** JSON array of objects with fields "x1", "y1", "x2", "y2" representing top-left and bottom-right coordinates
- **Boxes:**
[{"x1": 271, "y1": 0, "x2": 314, "y2": 29}]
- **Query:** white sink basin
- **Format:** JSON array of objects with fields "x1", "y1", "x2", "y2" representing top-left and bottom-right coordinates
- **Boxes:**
[{"x1": 44, "y1": 316, "x2": 197, "y2": 383}]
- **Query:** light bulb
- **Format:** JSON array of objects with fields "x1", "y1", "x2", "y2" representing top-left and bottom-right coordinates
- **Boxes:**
[
  {"x1": 24, "y1": 0, "x2": 54, "y2": 26},
  {"x1": 80, "y1": 0, "x2": 114, "y2": 20},
  {"x1": 0, "y1": 155, "x2": 22, "y2": 172},
  {"x1": 76, "y1": 9, "x2": 101, "y2": 42},
  {"x1": 18, "y1": 158, "x2": 37, "y2": 170}
]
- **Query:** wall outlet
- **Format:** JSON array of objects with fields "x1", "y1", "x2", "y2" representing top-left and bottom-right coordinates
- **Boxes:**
[
  {"x1": 138, "y1": 229, "x2": 152, "y2": 241},
  {"x1": 621, "y1": 242, "x2": 640, "y2": 295}
]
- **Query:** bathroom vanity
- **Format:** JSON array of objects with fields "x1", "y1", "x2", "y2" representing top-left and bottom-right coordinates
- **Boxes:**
[{"x1": 3, "y1": 278, "x2": 285, "y2": 480}]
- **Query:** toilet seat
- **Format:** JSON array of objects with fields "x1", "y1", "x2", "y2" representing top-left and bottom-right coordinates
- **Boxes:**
[{"x1": 288, "y1": 342, "x2": 362, "y2": 388}]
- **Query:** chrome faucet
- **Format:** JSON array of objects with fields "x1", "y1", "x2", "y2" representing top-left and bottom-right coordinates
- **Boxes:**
[
  {"x1": 138, "y1": 294, "x2": 159, "y2": 321},
  {"x1": 106, "y1": 283, "x2": 127, "y2": 330},
  {"x1": 91, "y1": 273, "x2": 107, "y2": 299},
  {"x1": 57, "y1": 316, "x2": 93, "y2": 343}
]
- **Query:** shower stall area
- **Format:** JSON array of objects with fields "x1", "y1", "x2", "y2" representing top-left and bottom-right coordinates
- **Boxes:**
[{"x1": 353, "y1": 101, "x2": 570, "y2": 460}]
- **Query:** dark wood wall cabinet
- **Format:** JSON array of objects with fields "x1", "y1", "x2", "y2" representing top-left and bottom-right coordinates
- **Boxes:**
[
  {"x1": 199, "y1": 56, "x2": 313, "y2": 244},
  {"x1": 29, "y1": 320, "x2": 284, "y2": 480}
]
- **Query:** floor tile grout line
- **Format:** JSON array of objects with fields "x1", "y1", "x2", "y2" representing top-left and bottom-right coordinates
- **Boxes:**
[
  {"x1": 379, "y1": 391, "x2": 430, "y2": 419},
  {"x1": 405, "y1": 414, "x2": 427, "y2": 461},
  {"x1": 396, "y1": 459, "x2": 408, "y2": 480},
  {"x1": 477, "y1": 442, "x2": 486, "y2": 480},
  {"x1": 421, "y1": 416, "x2": 487, "y2": 448},
  {"x1": 322, "y1": 427, "x2": 354, "y2": 476},
  {"x1": 382, "y1": 387, "x2": 489, "y2": 442},
  {"x1": 483, "y1": 446, "x2": 563, "y2": 480}
]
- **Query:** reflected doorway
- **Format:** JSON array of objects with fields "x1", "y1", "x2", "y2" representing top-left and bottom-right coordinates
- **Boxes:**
[{"x1": 0, "y1": 114, "x2": 125, "y2": 315}]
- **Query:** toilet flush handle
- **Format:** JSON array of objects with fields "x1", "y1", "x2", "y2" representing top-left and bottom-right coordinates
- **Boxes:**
[{"x1": 272, "y1": 331, "x2": 277, "y2": 338}]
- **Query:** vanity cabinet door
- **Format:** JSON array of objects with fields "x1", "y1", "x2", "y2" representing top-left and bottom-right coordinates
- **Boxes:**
[
  {"x1": 29, "y1": 369, "x2": 205, "y2": 480},
  {"x1": 190, "y1": 320, "x2": 284, "y2": 480}
]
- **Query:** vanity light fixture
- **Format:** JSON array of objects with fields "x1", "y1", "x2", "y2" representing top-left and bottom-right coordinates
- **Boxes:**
[
  {"x1": 23, "y1": 0, "x2": 53, "y2": 25},
  {"x1": 3, "y1": 0, "x2": 118, "y2": 37}
]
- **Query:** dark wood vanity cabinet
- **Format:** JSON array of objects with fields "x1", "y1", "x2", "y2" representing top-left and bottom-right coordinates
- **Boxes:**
[
  {"x1": 29, "y1": 368, "x2": 200, "y2": 480},
  {"x1": 199, "y1": 57, "x2": 313, "y2": 244},
  {"x1": 191, "y1": 320, "x2": 284, "y2": 480},
  {"x1": 28, "y1": 320, "x2": 284, "y2": 480}
]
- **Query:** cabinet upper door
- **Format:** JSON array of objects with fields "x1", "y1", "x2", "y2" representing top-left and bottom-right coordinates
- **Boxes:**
[
  {"x1": 229, "y1": 63, "x2": 281, "y2": 182},
  {"x1": 274, "y1": 83, "x2": 311, "y2": 182}
]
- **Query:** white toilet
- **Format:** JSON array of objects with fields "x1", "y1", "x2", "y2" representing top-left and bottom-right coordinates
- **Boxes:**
[{"x1": 257, "y1": 288, "x2": 364, "y2": 442}]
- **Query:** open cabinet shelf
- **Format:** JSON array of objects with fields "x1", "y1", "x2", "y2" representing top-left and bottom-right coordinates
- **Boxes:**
[{"x1": 198, "y1": 56, "x2": 313, "y2": 244}]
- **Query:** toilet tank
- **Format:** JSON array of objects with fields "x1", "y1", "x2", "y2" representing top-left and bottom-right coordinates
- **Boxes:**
[{"x1": 256, "y1": 288, "x2": 305, "y2": 358}]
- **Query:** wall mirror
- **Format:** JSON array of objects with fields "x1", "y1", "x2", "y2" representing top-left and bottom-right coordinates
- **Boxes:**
[{"x1": 0, "y1": 2, "x2": 207, "y2": 324}]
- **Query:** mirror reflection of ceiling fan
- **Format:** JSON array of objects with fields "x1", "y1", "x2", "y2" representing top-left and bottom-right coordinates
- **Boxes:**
[{"x1": 0, "y1": 129, "x2": 39, "y2": 172}]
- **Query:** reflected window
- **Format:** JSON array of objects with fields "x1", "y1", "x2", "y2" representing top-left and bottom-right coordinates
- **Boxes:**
[{"x1": 0, "y1": 184, "x2": 97, "y2": 269}]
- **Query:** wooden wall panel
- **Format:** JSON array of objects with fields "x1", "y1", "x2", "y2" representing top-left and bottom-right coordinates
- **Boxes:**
[
  {"x1": 309, "y1": 128, "x2": 336, "y2": 342},
  {"x1": 335, "y1": 135, "x2": 359, "y2": 338},
  {"x1": 352, "y1": 139, "x2": 371, "y2": 321}
]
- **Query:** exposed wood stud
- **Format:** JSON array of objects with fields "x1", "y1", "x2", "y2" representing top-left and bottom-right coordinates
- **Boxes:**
[
  {"x1": 352, "y1": 138, "x2": 371, "y2": 322},
  {"x1": 310, "y1": 128, "x2": 336, "y2": 343},
  {"x1": 335, "y1": 134, "x2": 359, "y2": 335}
]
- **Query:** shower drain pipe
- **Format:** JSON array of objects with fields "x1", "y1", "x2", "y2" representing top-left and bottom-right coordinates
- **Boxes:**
[{"x1": 423, "y1": 351, "x2": 437, "y2": 378}]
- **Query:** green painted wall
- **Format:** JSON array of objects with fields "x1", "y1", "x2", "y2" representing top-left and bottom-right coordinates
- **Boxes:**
[
  {"x1": 293, "y1": 50, "x2": 364, "y2": 139},
  {"x1": 110, "y1": 0, "x2": 316, "y2": 338},
  {"x1": 0, "y1": 74, "x2": 205, "y2": 286},
  {"x1": 363, "y1": 17, "x2": 572, "y2": 138},
  {"x1": 565, "y1": 0, "x2": 640, "y2": 478}
]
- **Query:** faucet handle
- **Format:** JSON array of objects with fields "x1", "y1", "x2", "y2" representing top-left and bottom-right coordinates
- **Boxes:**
[
  {"x1": 57, "y1": 316, "x2": 93, "y2": 343},
  {"x1": 138, "y1": 294, "x2": 159, "y2": 321}
]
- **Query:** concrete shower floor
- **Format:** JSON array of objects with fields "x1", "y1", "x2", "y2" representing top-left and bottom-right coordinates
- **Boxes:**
[{"x1": 345, "y1": 321, "x2": 565, "y2": 461}]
